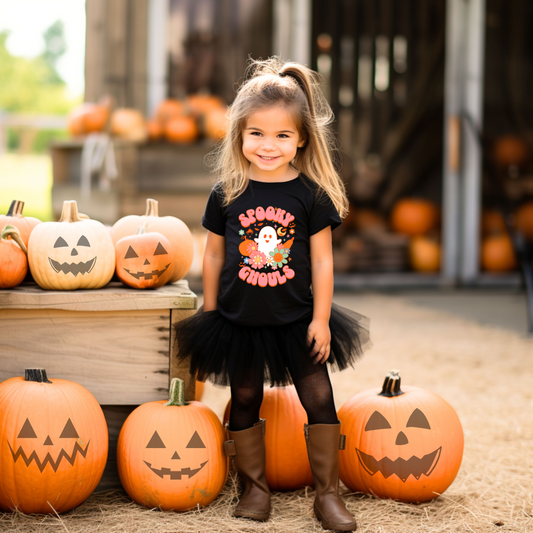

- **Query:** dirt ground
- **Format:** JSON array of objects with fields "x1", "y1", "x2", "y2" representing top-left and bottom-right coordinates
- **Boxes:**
[{"x1": 1, "y1": 290, "x2": 533, "y2": 532}]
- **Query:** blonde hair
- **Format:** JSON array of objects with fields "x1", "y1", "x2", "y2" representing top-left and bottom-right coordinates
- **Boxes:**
[{"x1": 207, "y1": 57, "x2": 349, "y2": 218}]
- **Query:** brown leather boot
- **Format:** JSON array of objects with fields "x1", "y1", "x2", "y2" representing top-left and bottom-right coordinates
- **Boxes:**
[
  {"x1": 305, "y1": 423, "x2": 357, "y2": 531},
  {"x1": 225, "y1": 419, "x2": 271, "y2": 521}
]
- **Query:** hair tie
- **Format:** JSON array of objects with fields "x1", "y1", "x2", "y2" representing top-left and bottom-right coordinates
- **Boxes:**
[{"x1": 279, "y1": 71, "x2": 287, "y2": 78}]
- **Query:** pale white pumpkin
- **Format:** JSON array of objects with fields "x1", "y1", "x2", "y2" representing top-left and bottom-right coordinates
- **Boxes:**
[{"x1": 28, "y1": 201, "x2": 115, "y2": 290}]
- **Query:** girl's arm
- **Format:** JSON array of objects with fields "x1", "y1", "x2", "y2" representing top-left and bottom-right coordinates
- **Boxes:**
[
  {"x1": 203, "y1": 231, "x2": 226, "y2": 311},
  {"x1": 308, "y1": 226, "x2": 334, "y2": 364}
]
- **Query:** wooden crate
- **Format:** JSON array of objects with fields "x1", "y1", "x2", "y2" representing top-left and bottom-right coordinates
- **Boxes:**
[
  {"x1": 50, "y1": 139, "x2": 213, "y2": 227},
  {"x1": 0, "y1": 280, "x2": 197, "y2": 490}
]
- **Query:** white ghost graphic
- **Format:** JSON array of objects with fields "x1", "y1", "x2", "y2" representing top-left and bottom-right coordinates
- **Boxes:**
[{"x1": 255, "y1": 226, "x2": 281, "y2": 256}]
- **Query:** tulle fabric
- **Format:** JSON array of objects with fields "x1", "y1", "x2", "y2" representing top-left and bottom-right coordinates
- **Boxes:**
[{"x1": 175, "y1": 303, "x2": 372, "y2": 387}]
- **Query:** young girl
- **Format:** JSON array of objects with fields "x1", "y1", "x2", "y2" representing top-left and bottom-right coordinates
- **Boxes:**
[{"x1": 176, "y1": 57, "x2": 371, "y2": 532}]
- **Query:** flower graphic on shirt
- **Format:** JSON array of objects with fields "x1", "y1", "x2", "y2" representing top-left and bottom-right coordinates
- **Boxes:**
[
  {"x1": 249, "y1": 250, "x2": 267, "y2": 269},
  {"x1": 239, "y1": 229, "x2": 245, "y2": 236},
  {"x1": 246, "y1": 241, "x2": 259, "y2": 255},
  {"x1": 269, "y1": 247, "x2": 288, "y2": 268}
]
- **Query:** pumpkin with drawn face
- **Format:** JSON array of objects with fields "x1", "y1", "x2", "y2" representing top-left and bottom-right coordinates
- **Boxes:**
[
  {"x1": 338, "y1": 370, "x2": 464, "y2": 503},
  {"x1": 117, "y1": 378, "x2": 227, "y2": 511},
  {"x1": 28, "y1": 201, "x2": 115, "y2": 290},
  {"x1": 115, "y1": 224, "x2": 174, "y2": 289},
  {"x1": 0, "y1": 369, "x2": 108, "y2": 514}
]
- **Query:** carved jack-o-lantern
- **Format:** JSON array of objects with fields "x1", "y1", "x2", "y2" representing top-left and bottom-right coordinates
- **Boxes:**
[
  {"x1": 0, "y1": 369, "x2": 108, "y2": 514},
  {"x1": 338, "y1": 370, "x2": 464, "y2": 503},
  {"x1": 117, "y1": 378, "x2": 227, "y2": 511},
  {"x1": 115, "y1": 225, "x2": 174, "y2": 288},
  {"x1": 28, "y1": 201, "x2": 115, "y2": 290}
]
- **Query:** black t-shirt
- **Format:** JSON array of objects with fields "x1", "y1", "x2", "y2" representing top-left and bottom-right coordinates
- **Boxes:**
[{"x1": 202, "y1": 174, "x2": 342, "y2": 326}]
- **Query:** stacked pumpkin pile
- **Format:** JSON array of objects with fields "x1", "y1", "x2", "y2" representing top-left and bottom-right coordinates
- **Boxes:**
[
  {"x1": 0, "y1": 198, "x2": 194, "y2": 291},
  {"x1": 334, "y1": 198, "x2": 441, "y2": 274},
  {"x1": 67, "y1": 94, "x2": 228, "y2": 145}
]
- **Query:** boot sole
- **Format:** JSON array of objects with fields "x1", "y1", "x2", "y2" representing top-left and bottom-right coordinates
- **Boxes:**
[
  {"x1": 233, "y1": 509, "x2": 270, "y2": 521},
  {"x1": 314, "y1": 503, "x2": 357, "y2": 531}
]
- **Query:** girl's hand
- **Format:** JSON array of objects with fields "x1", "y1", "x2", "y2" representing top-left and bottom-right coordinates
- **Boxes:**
[{"x1": 307, "y1": 319, "x2": 331, "y2": 364}]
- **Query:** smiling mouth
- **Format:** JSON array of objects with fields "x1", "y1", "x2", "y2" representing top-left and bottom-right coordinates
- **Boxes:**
[
  {"x1": 123, "y1": 264, "x2": 171, "y2": 280},
  {"x1": 355, "y1": 447, "x2": 442, "y2": 482},
  {"x1": 144, "y1": 460, "x2": 208, "y2": 480},
  {"x1": 49, "y1": 257, "x2": 97, "y2": 276},
  {"x1": 258, "y1": 155, "x2": 278, "y2": 161}
]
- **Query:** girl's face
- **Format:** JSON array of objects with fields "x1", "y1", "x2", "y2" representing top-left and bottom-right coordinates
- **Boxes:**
[{"x1": 242, "y1": 104, "x2": 305, "y2": 182}]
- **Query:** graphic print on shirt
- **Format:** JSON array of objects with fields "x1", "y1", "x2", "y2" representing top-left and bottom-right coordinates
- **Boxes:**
[{"x1": 237, "y1": 205, "x2": 296, "y2": 287}]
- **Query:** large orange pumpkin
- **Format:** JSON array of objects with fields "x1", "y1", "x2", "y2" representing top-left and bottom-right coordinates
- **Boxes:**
[
  {"x1": 0, "y1": 200, "x2": 42, "y2": 247},
  {"x1": 28, "y1": 200, "x2": 115, "y2": 290},
  {"x1": 391, "y1": 199, "x2": 439, "y2": 236},
  {"x1": 165, "y1": 115, "x2": 199, "y2": 144},
  {"x1": 117, "y1": 378, "x2": 227, "y2": 511},
  {"x1": 515, "y1": 201, "x2": 533, "y2": 241},
  {"x1": 224, "y1": 386, "x2": 313, "y2": 491},
  {"x1": 111, "y1": 198, "x2": 193, "y2": 282},
  {"x1": 338, "y1": 370, "x2": 464, "y2": 503},
  {"x1": 186, "y1": 94, "x2": 226, "y2": 117},
  {"x1": 0, "y1": 225, "x2": 28, "y2": 289},
  {"x1": 480, "y1": 233, "x2": 517, "y2": 272},
  {"x1": 204, "y1": 106, "x2": 228, "y2": 141},
  {"x1": 115, "y1": 224, "x2": 174, "y2": 289},
  {"x1": 0, "y1": 368, "x2": 108, "y2": 514}
]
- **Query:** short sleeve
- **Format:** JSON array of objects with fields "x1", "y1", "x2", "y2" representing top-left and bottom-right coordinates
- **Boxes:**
[
  {"x1": 202, "y1": 187, "x2": 226, "y2": 236},
  {"x1": 309, "y1": 192, "x2": 342, "y2": 235}
]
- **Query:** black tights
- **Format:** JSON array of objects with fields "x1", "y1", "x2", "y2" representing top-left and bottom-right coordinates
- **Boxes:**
[{"x1": 229, "y1": 358, "x2": 338, "y2": 431}]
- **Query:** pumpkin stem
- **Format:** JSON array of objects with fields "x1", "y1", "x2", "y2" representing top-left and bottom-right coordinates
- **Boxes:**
[
  {"x1": 1, "y1": 225, "x2": 28, "y2": 255},
  {"x1": 59, "y1": 200, "x2": 83, "y2": 223},
  {"x1": 378, "y1": 369, "x2": 404, "y2": 397},
  {"x1": 165, "y1": 378, "x2": 188, "y2": 406},
  {"x1": 144, "y1": 198, "x2": 159, "y2": 217},
  {"x1": 25, "y1": 368, "x2": 52, "y2": 383},
  {"x1": 136, "y1": 221, "x2": 148, "y2": 235},
  {"x1": 6, "y1": 200, "x2": 24, "y2": 217}
]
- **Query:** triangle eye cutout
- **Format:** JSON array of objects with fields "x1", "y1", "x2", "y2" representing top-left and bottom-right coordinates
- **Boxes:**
[
  {"x1": 125, "y1": 246, "x2": 139, "y2": 259},
  {"x1": 18, "y1": 418, "x2": 37, "y2": 438},
  {"x1": 406, "y1": 408, "x2": 431, "y2": 429},
  {"x1": 54, "y1": 237, "x2": 68, "y2": 248},
  {"x1": 60, "y1": 419, "x2": 80, "y2": 438},
  {"x1": 154, "y1": 242, "x2": 168, "y2": 256},
  {"x1": 186, "y1": 431, "x2": 206, "y2": 449},
  {"x1": 146, "y1": 431, "x2": 166, "y2": 448},
  {"x1": 77, "y1": 235, "x2": 90, "y2": 247},
  {"x1": 365, "y1": 411, "x2": 392, "y2": 431}
]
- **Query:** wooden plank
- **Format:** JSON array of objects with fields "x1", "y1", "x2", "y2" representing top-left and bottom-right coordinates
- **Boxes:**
[
  {"x1": 0, "y1": 309, "x2": 170, "y2": 404},
  {"x1": 84, "y1": 0, "x2": 107, "y2": 102},
  {"x1": 105, "y1": 0, "x2": 129, "y2": 106},
  {"x1": 170, "y1": 309, "x2": 196, "y2": 402},
  {"x1": 0, "y1": 281, "x2": 197, "y2": 311},
  {"x1": 128, "y1": 0, "x2": 149, "y2": 112}
]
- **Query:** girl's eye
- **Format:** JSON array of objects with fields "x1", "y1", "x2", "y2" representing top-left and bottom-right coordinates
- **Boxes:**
[
  {"x1": 250, "y1": 131, "x2": 262, "y2": 136},
  {"x1": 278, "y1": 134, "x2": 289, "y2": 138}
]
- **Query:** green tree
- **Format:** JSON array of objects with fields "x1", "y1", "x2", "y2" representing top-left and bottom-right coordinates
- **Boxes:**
[
  {"x1": 0, "y1": 28, "x2": 76, "y2": 115},
  {"x1": 41, "y1": 20, "x2": 67, "y2": 84}
]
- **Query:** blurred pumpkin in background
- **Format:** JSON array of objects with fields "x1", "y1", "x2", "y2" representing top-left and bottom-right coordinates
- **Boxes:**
[
  {"x1": 481, "y1": 232, "x2": 517, "y2": 272},
  {"x1": 155, "y1": 99, "x2": 185, "y2": 128},
  {"x1": 110, "y1": 108, "x2": 148, "y2": 143},
  {"x1": 492, "y1": 135, "x2": 528, "y2": 168},
  {"x1": 390, "y1": 198, "x2": 439, "y2": 236},
  {"x1": 409, "y1": 235, "x2": 441, "y2": 273},
  {"x1": 165, "y1": 116, "x2": 199, "y2": 144},
  {"x1": 0, "y1": 200, "x2": 41, "y2": 247},
  {"x1": 514, "y1": 201, "x2": 533, "y2": 241},
  {"x1": 67, "y1": 96, "x2": 112, "y2": 136}
]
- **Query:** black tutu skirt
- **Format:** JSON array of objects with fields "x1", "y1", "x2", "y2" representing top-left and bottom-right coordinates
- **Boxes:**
[{"x1": 175, "y1": 303, "x2": 372, "y2": 387}]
